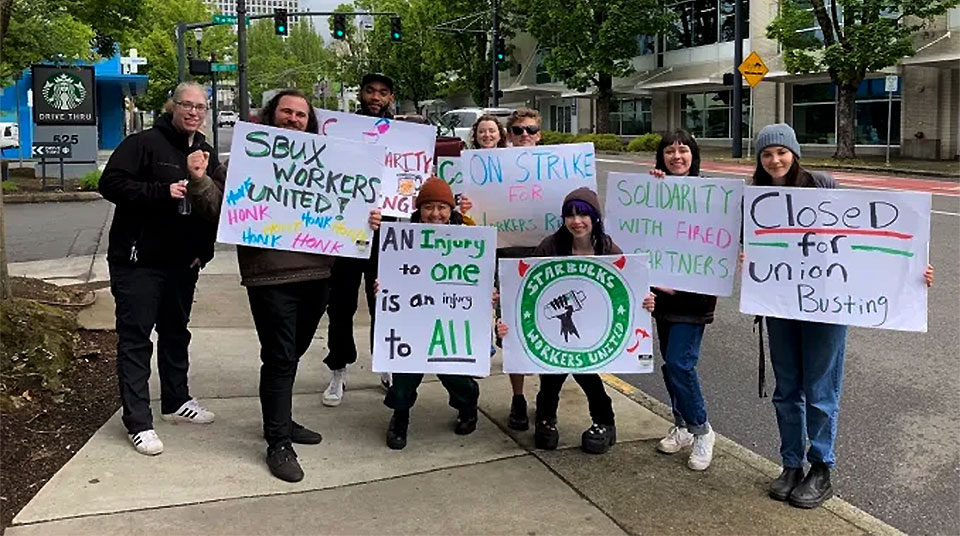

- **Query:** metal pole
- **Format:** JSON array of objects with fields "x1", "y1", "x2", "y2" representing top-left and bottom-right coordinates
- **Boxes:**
[
  {"x1": 177, "y1": 22, "x2": 187, "y2": 83},
  {"x1": 747, "y1": 88, "x2": 754, "y2": 156},
  {"x1": 211, "y1": 53, "x2": 219, "y2": 158},
  {"x1": 237, "y1": 0, "x2": 249, "y2": 121},
  {"x1": 491, "y1": 0, "x2": 499, "y2": 107},
  {"x1": 15, "y1": 76, "x2": 22, "y2": 167},
  {"x1": 732, "y1": 0, "x2": 743, "y2": 158},
  {"x1": 885, "y1": 88, "x2": 892, "y2": 165}
]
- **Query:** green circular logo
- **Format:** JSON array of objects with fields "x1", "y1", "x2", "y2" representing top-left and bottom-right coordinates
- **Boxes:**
[
  {"x1": 517, "y1": 259, "x2": 632, "y2": 371},
  {"x1": 42, "y1": 72, "x2": 87, "y2": 111}
]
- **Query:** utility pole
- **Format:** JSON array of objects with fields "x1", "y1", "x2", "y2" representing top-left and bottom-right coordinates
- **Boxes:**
[
  {"x1": 237, "y1": 0, "x2": 249, "y2": 120},
  {"x1": 211, "y1": 52, "x2": 219, "y2": 156},
  {"x1": 177, "y1": 22, "x2": 187, "y2": 83},
  {"x1": 732, "y1": 0, "x2": 743, "y2": 158},
  {"x1": 491, "y1": 0, "x2": 499, "y2": 107}
]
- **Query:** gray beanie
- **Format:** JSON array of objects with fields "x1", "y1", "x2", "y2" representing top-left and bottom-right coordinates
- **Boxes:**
[{"x1": 755, "y1": 123, "x2": 801, "y2": 159}]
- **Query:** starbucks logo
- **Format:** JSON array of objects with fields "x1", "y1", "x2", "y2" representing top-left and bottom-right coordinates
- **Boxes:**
[
  {"x1": 42, "y1": 73, "x2": 87, "y2": 111},
  {"x1": 516, "y1": 257, "x2": 633, "y2": 371}
]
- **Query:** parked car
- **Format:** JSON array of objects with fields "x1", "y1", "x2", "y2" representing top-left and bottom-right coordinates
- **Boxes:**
[
  {"x1": 217, "y1": 110, "x2": 238, "y2": 127},
  {"x1": 438, "y1": 108, "x2": 513, "y2": 146},
  {"x1": 0, "y1": 122, "x2": 19, "y2": 149}
]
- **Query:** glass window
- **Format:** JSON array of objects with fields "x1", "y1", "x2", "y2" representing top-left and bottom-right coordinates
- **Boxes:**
[
  {"x1": 794, "y1": 82, "x2": 835, "y2": 103},
  {"x1": 550, "y1": 105, "x2": 573, "y2": 133},
  {"x1": 608, "y1": 98, "x2": 652, "y2": 135},
  {"x1": 681, "y1": 89, "x2": 750, "y2": 138},
  {"x1": 793, "y1": 103, "x2": 835, "y2": 143},
  {"x1": 670, "y1": 0, "x2": 749, "y2": 49},
  {"x1": 535, "y1": 49, "x2": 555, "y2": 84},
  {"x1": 791, "y1": 79, "x2": 901, "y2": 145}
]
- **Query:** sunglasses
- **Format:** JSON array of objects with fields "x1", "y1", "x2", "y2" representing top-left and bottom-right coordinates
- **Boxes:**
[{"x1": 510, "y1": 125, "x2": 540, "y2": 136}]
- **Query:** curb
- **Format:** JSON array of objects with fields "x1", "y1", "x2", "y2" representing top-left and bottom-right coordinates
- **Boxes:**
[
  {"x1": 4, "y1": 192, "x2": 102, "y2": 204},
  {"x1": 598, "y1": 373, "x2": 906, "y2": 536}
]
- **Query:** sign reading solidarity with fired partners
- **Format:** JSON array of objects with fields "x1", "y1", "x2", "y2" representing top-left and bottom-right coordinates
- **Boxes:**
[
  {"x1": 217, "y1": 121, "x2": 384, "y2": 258},
  {"x1": 460, "y1": 143, "x2": 598, "y2": 248},
  {"x1": 740, "y1": 187, "x2": 931, "y2": 332},
  {"x1": 605, "y1": 173, "x2": 744, "y2": 296},
  {"x1": 500, "y1": 254, "x2": 654, "y2": 374},
  {"x1": 315, "y1": 109, "x2": 437, "y2": 218},
  {"x1": 372, "y1": 222, "x2": 497, "y2": 376}
]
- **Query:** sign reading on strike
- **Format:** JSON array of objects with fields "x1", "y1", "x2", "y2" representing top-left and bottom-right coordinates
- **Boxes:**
[
  {"x1": 217, "y1": 121, "x2": 384, "y2": 258},
  {"x1": 500, "y1": 254, "x2": 654, "y2": 374},
  {"x1": 460, "y1": 143, "x2": 597, "y2": 248},
  {"x1": 605, "y1": 173, "x2": 743, "y2": 296},
  {"x1": 739, "y1": 187, "x2": 931, "y2": 331},
  {"x1": 372, "y1": 222, "x2": 497, "y2": 376}
]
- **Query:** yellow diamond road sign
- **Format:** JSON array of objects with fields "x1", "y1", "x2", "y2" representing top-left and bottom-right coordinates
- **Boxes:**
[{"x1": 739, "y1": 51, "x2": 768, "y2": 88}]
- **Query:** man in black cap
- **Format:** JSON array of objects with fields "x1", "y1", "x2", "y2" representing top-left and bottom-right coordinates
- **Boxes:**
[{"x1": 322, "y1": 73, "x2": 396, "y2": 406}]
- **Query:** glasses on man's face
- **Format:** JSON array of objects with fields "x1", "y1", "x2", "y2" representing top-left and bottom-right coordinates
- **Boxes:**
[
  {"x1": 510, "y1": 125, "x2": 540, "y2": 136},
  {"x1": 176, "y1": 101, "x2": 208, "y2": 113}
]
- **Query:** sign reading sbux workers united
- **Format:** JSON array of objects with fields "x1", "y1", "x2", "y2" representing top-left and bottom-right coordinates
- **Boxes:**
[
  {"x1": 500, "y1": 254, "x2": 654, "y2": 374},
  {"x1": 739, "y1": 187, "x2": 931, "y2": 331},
  {"x1": 216, "y1": 121, "x2": 384, "y2": 258}
]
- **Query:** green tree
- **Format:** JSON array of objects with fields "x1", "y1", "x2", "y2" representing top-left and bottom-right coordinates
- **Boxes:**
[
  {"x1": 0, "y1": 0, "x2": 95, "y2": 85},
  {"x1": 521, "y1": 0, "x2": 674, "y2": 133},
  {"x1": 767, "y1": 0, "x2": 960, "y2": 159}
]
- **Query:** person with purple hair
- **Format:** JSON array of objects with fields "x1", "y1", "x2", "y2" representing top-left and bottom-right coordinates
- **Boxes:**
[{"x1": 497, "y1": 187, "x2": 655, "y2": 454}]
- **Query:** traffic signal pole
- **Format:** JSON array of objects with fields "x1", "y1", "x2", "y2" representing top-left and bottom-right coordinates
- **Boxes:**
[
  {"x1": 491, "y1": 0, "x2": 499, "y2": 107},
  {"x1": 732, "y1": 0, "x2": 743, "y2": 158}
]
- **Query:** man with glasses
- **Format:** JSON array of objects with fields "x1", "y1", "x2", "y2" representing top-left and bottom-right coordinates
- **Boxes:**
[{"x1": 99, "y1": 82, "x2": 221, "y2": 456}]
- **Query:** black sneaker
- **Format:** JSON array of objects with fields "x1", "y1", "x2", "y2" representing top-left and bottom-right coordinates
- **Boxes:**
[
  {"x1": 266, "y1": 443, "x2": 303, "y2": 482},
  {"x1": 508, "y1": 395, "x2": 529, "y2": 431},
  {"x1": 455, "y1": 409, "x2": 478, "y2": 435},
  {"x1": 386, "y1": 411, "x2": 409, "y2": 450},
  {"x1": 789, "y1": 463, "x2": 833, "y2": 509},
  {"x1": 534, "y1": 419, "x2": 559, "y2": 450},
  {"x1": 769, "y1": 467, "x2": 805, "y2": 501},
  {"x1": 581, "y1": 423, "x2": 617, "y2": 454},
  {"x1": 290, "y1": 421, "x2": 323, "y2": 445}
]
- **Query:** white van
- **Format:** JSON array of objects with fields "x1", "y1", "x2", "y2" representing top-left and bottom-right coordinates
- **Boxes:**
[
  {"x1": 438, "y1": 108, "x2": 513, "y2": 146},
  {"x1": 0, "y1": 122, "x2": 19, "y2": 150}
]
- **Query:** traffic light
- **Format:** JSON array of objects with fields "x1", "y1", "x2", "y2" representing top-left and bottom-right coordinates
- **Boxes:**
[
  {"x1": 333, "y1": 14, "x2": 346, "y2": 40},
  {"x1": 390, "y1": 16, "x2": 402, "y2": 42},
  {"x1": 274, "y1": 8, "x2": 288, "y2": 36},
  {"x1": 495, "y1": 38, "x2": 506, "y2": 62}
]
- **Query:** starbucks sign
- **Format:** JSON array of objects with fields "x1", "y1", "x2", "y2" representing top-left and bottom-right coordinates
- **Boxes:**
[
  {"x1": 32, "y1": 66, "x2": 96, "y2": 125},
  {"x1": 501, "y1": 254, "x2": 655, "y2": 374}
]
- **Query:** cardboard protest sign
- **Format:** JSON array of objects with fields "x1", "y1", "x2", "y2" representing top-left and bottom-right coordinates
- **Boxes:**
[
  {"x1": 372, "y1": 222, "x2": 497, "y2": 376},
  {"x1": 740, "y1": 187, "x2": 931, "y2": 331},
  {"x1": 500, "y1": 254, "x2": 654, "y2": 374},
  {"x1": 605, "y1": 173, "x2": 743, "y2": 296},
  {"x1": 460, "y1": 143, "x2": 597, "y2": 248},
  {"x1": 315, "y1": 109, "x2": 436, "y2": 218},
  {"x1": 217, "y1": 121, "x2": 384, "y2": 258}
]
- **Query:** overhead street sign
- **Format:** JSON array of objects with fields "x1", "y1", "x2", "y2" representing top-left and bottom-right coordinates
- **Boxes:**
[
  {"x1": 212, "y1": 14, "x2": 250, "y2": 26},
  {"x1": 32, "y1": 142, "x2": 72, "y2": 158},
  {"x1": 738, "y1": 51, "x2": 769, "y2": 88},
  {"x1": 211, "y1": 63, "x2": 238, "y2": 72}
]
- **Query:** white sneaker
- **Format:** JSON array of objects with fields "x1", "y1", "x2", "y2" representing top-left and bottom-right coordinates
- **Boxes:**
[
  {"x1": 161, "y1": 399, "x2": 216, "y2": 424},
  {"x1": 380, "y1": 372, "x2": 392, "y2": 391},
  {"x1": 658, "y1": 425, "x2": 694, "y2": 454},
  {"x1": 688, "y1": 428, "x2": 716, "y2": 471},
  {"x1": 322, "y1": 368, "x2": 347, "y2": 407},
  {"x1": 129, "y1": 429, "x2": 164, "y2": 456}
]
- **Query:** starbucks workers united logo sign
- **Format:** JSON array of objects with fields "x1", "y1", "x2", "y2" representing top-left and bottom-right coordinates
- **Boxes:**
[
  {"x1": 43, "y1": 72, "x2": 87, "y2": 111},
  {"x1": 516, "y1": 257, "x2": 634, "y2": 371}
]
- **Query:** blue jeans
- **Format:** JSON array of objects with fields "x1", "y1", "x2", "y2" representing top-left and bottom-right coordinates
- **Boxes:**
[
  {"x1": 656, "y1": 320, "x2": 709, "y2": 435},
  {"x1": 765, "y1": 318, "x2": 847, "y2": 468}
]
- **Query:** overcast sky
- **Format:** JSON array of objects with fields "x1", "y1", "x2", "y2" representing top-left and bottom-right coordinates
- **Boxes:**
[{"x1": 302, "y1": 0, "x2": 345, "y2": 41}]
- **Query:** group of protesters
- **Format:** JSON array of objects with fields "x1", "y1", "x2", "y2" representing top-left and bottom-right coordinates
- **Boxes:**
[{"x1": 99, "y1": 72, "x2": 933, "y2": 510}]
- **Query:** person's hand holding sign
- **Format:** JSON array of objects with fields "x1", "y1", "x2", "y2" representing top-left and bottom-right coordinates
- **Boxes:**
[
  {"x1": 186, "y1": 149, "x2": 209, "y2": 181},
  {"x1": 368, "y1": 208, "x2": 382, "y2": 231}
]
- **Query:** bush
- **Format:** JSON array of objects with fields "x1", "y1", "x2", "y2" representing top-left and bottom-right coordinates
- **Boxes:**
[
  {"x1": 2, "y1": 180, "x2": 18, "y2": 193},
  {"x1": 573, "y1": 133, "x2": 625, "y2": 152},
  {"x1": 540, "y1": 130, "x2": 576, "y2": 145},
  {"x1": 78, "y1": 169, "x2": 101, "y2": 191},
  {"x1": 627, "y1": 133, "x2": 662, "y2": 152}
]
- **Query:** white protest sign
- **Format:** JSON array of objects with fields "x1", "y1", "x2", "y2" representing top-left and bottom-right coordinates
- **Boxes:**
[
  {"x1": 605, "y1": 173, "x2": 743, "y2": 296},
  {"x1": 315, "y1": 109, "x2": 436, "y2": 218},
  {"x1": 461, "y1": 143, "x2": 597, "y2": 248},
  {"x1": 500, "y1": 254, "x2": 654, "y2": 374},
  {"x1": 372, "y1": 222, "x2": 497, "y2": 376},
  {"x1": 217, "y1": 121, "x2": 384, "y2": 258},
  {"x1": 740, "y1": 187, "x2": 931, "y2": 331},
  {"x1": 437, "y1": 156, "x2": 464, "y2": 198}
]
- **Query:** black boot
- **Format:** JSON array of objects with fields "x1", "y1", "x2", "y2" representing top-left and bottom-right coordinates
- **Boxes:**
[
  {"x1": 290, "y1": 421, "x2": 323, "y2": 445},
  {"x1": 386, "y1": 410, "x2": 409, "y2": 450},
  {"x1": 581, "y1": 423, "x2": 617, "y2": 454},
  {"x1": 508, "y1": 395, "x2": 529, "y2": 431},
  {"x1": 534, "y1": 419, "x2": 559, "y2": 450},
  {"x1": 769, "y1": 467, "x2": 805, "y2": 501},
  {"x1": 266, "y1": 443, "x2": 303, "y2": 483},
  {"x1": 789, "y1": 463, "x2": 833, "y2": 509},
  {"x1": 455, "y1": 408, "x2": 478, "y2": 435}
]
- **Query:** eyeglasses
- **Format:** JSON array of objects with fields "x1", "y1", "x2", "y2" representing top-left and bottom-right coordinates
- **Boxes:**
[
  {"x1": 176, "y1": 101, "x2": 208, "y2": 113},
  {"x1": 510, "y1": 125, "x2": 540, "y2": 136}
]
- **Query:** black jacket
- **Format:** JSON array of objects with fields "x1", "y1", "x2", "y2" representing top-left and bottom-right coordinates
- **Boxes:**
[{"x1": 99, "y1": 114, "x2": 221, "y2": 268}]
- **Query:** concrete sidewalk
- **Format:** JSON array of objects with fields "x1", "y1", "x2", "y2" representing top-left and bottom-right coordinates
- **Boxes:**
[{"x1": 6, "y1": 250, "x2": 902, "y2": 535}]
